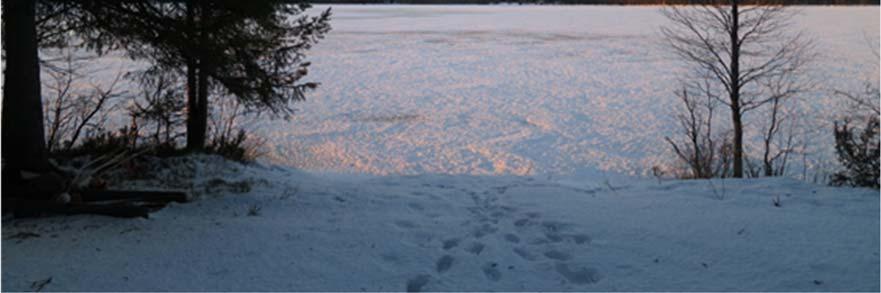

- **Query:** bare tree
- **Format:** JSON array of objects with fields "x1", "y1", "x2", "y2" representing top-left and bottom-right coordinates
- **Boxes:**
[
  {"x1": 42, "y1": 48, "x2": 125, "y2": 153},
  {"x1": 661, "y1": 0, "x2": 813, "y2": 178},
  {"x1": 130, "y1": 72, "x2": 186, "y2": 148},
  {"x1": 44, "y1": 52, "x2": 78, "y2": 153},
  {"x1": 665, "y1": 78, "x2": 724, "y2": 178},
  {"x1": 209, "y1": 95, "x2": 246, "y2": 146},
  {"x1": 756, "y1": 65, "x2": 813, "y2": 176},
  {"x1": 834, "y1": 36, "x2": 880, "y2": 118},
  {"x1": 835, "y1": 84, "x2": 881, "y2": 119}
]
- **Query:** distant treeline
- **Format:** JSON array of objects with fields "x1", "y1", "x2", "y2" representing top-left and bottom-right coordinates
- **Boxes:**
[{"x1": 309, "y1": 0, "x2": 878, "y2": 5}]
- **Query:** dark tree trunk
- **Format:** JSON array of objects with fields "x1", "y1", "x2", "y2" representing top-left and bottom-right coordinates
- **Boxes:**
[
  {"x1": 192, "y1": 2, "x2": 210, "y2": 151},
  {"x1": 194, "y1": 62, "x2": 209, "y2": 150},
  {"x1": 184, "y1": 0, "x2": 204, "y2": 151},
  {"x1": 729, "y1": 0, "x2": 743, "y2": 178},
  {"x1": 2, "y1": 0, "x2": 49, "y2": 173},
  {"x1": 185, "y1": 60, "x2": 202, "y2": 150},
  {"x1": 731, "y1": 105, "x2": 744, "y2": 177}
]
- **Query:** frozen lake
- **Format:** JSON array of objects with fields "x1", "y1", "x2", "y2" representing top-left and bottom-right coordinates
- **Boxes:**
[
  {"x1": 236, "y1": 6, "x2": 878, "y2": 176},
  {"x1": 9, "y1": 7, "x2": 879, "y2": 291}
]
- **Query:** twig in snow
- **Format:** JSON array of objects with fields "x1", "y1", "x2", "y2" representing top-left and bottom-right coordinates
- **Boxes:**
[
  {"x1": 247, "y1": 204, "x2": 262, "y2": 216},
  {"x1": 30, "y1": 277, "x2": 52, "y2": 292},
  {"x1": 603, "y1": 179, "x2": 618, "y2": 195},
  {"x1": 773, "y1": 195, "x2": 782, "y2": 208},
  {"x1": 708, "y1": 178, "x2": 726, "y2": 200}
]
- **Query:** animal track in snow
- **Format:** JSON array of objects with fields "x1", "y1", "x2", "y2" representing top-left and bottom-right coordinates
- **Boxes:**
[
  {"x1": 513, "y1": 247, "x2": 539, "y2": 261},
  {"x1": 545, "y1": 232, "x2": 565, "y2": 243},
  {"x1": 436, "y1": 255, "x2": 454, "y2": 273},
  {"x1": 442, "y1": 238, "x2": 460, "y2": 250},
  {"x1": 528, "y1": 237, "x2": 551, "y2": 245},
  {"x1": 544, "y1": 250, "x2": 572, "y2": 261},
  {"x1": 482, "y1": 263, "x2": 502, "y2": 282},
  {"x1": 407, "y1": 202, "x2": 425, "y2": 212},
  {"x1": 381, "y1": 253, "x2": 400, "y2": 263},
  {"x1": 555, "y1": 263, "x2": 602, "y2": 285},
  {"x1": 472, "y1": 224, "x2": 498, "y2": 238},
  {"x1": 394, "y1": 220, "x2": 417, "y2": 229},
  {"x1": 504, "y1": 233, "x2": 520, "y2": 243},
  {"x1": 572, "y1": 234, "x2": 592, "y2": 245},
  {"x1": 466, "y1": 242, "x2": 486, "y2": 255},
  {"x1": 405, "y1": 274, "x2": 431, "y2": 292},
  {"x1": 514, "y1": 218, "x2": 530, "y2": 227},
  {"x1": 545, "y1": 232, "x2": 592, "y2": 245},
  {"x1": 541, "y1": 221, "x2": 575, "y2": 233}
]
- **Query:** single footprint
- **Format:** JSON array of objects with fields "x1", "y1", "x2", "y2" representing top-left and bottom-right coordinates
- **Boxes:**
[
  {"x1": 542, "y1": 221, "x2": 574, "y2": 233},
  {"x1": 380, "y1": 253, "x2": 400, "y2": 263},
  {"x1": 504, "y1": 233, "x2": 520, "y2": 244},
  {"x1": 514, "y1": 218, "x2": 530, "y2": 227},
  {"x1": 528, "y1": 237, "x2": 550, "y2": 245},
  {"x1": 442, "y1": 238, "x2": 460, "y2": 250},
  {"x1": 555, "y1": 263, "x2": 602, "y2": 285},
  {"x1": 572, "y1": 234, "x2": 591, "y2": 245},
  {"x1": 513, "y1": 247, "x2": 538, "y2": 261},
  {"x1": 466, "y1": 242, "x2": 486, "y2": 255},
  {"x1": 545, "y1": 232, "x2": 564, "y2": 243},
  {"x1": 500, "y1": 205, "x2": 517, "y2": 212},
  {"x1": 395, "y1": 220, "x2": 417, "y2": 229},
  {"x1": 408, "y1": 202, "x2": 425, "y2": 212},
  {"x1": 473, "y1": 224, "x2": 498, "y2": 238},
  {"x1": 436, "y1": 255, "x2": 454, "y2": 273},
  {"x1": 544, "y1": 250, "x2": 572, "y2": 261},
  {"x1": 482, "y1": 263, "x2": 502, "y2": 282},
  {"x1": 406, "y1": 274, "x2": 431, "y2": 292}
]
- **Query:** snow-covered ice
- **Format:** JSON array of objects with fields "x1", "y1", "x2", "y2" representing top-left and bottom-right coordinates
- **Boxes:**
[
  {"x1": 250, "y1": 5, "x2": 879, "y2": 177},
  {"x1": 2, "y1": 156, "x2": 879, "y2": 291}
]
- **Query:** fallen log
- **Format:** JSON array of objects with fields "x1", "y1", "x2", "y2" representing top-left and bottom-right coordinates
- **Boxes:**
[
  {"x1": 8, "y1": 199, "x2": 158, "y2": 218},
  {"x1": 79, "y1": 190, "x2": 189, "y2": 203},
  {"x1": 6, "y1": 189, "x2": 190, "y2": 218}
]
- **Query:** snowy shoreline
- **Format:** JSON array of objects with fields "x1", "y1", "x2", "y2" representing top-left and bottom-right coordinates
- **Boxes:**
[{"x1": 3, "y1": 156, "x2": 878, "y2": 291}]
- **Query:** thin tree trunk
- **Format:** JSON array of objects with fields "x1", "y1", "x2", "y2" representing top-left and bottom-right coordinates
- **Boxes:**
[
  {"x1": 729, "y1": 0, "x2": 743, "y2": 178},
  {"x1": 732, "y1": 109, "x2": 744, "y2": 177},
  {"x1": 191, "y1": 2, "x2": 210, "y2": 151},
  {"x1": 194, "y1": 63, "x2": 209, "y2": 150},
  {"x1": 186, "y1": 62, "x2": 202, "y2": 150},
  {"x1": 2, "y1": 0, "x2": 49, "y2": 173},
  {"x1": 763, "y1": 98, "x2": 780, "y2": 176},
  {"x1": 184, "y1": 1, "x2": 201, "y2": 151}
]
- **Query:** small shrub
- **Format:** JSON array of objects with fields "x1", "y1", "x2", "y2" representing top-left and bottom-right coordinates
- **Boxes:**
[
  {"x1": 58, "y1": 125, "x2": 140, "y2": 158},
  {"x1": 206, "y1": 129, "x2": 265, "y2": 163},
  {"x1": 830, "y1": 117, "x2": 880, "y2": 188},
  {"x1": 664, "y1": 83, "x2": 734, "y2": 179}
]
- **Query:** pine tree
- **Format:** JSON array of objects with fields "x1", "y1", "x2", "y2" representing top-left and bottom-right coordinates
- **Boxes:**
[
  {"x1": 830, "y1": 117, "x2": 880, "y2": 188},
  {"x1": 77, "y1": 1, "x2": 331, "y2": 150}
]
